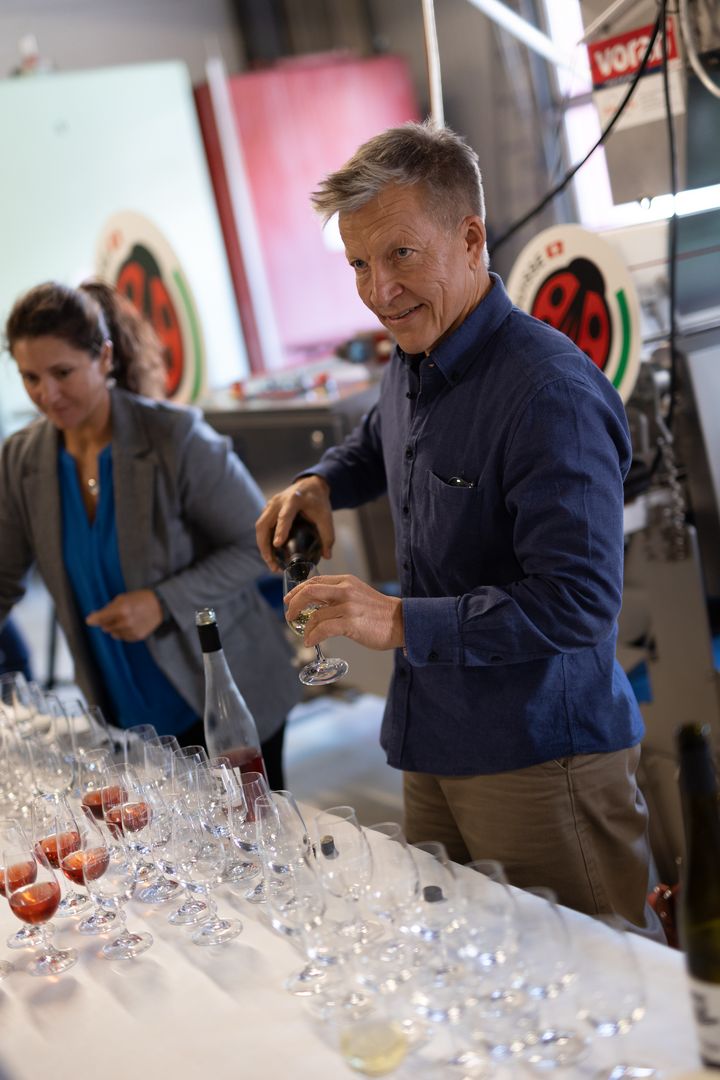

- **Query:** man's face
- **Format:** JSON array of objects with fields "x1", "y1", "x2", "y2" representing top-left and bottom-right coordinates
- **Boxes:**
[{"x1": 339, "y1": 183, "x2": 488, "y2": 355}]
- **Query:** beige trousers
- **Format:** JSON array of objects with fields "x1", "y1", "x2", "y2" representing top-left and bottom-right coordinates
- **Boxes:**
[{"x1": 403, "y1": 745, "x2": 664, "y2": 940}]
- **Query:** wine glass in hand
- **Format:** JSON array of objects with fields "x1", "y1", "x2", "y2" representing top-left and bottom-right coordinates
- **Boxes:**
[
  {"x1": 283, "y1": 560, "x2": 349, "y2": 686},
  {"x1": 3, "y1": 841, "x2": 77, "y2": 976}
]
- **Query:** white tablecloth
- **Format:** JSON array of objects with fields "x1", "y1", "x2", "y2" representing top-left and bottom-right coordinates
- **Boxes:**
[{"x1": 0, "y1": 822, "x2": 702, "y2": 1080}]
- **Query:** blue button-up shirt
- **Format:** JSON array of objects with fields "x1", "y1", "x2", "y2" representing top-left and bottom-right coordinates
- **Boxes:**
[{"x1": 312, "y1": 274, "x2": 644, "y2": 775}]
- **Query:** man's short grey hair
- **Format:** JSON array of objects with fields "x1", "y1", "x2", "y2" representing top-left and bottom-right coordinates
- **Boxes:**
[{"x1": 311, "y1": 119, "x2": 486, "y2": 227}]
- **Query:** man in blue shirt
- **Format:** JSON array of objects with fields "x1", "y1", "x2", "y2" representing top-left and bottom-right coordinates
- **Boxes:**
[{"x1": 257, "y1": 122, "x2": 659, "y2": 935}]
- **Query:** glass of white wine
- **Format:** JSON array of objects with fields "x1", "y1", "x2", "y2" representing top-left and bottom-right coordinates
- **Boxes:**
[{"x1": 283, "y1": 559, "x2": 349, "y2": 686}]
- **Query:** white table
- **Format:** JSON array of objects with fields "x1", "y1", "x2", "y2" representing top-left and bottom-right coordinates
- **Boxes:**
[{"x1": 0, "y1": 828, "x2": 703, "y2": 1080}]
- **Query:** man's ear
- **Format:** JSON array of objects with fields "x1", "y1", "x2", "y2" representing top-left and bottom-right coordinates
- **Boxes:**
[{"x1": 462, "y1": 215, "x2": 487, "y2": 270}]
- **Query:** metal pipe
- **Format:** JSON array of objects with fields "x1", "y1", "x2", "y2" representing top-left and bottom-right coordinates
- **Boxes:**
[{"x1": 421, "y1": 0, "x2": 444, "y2": 125}]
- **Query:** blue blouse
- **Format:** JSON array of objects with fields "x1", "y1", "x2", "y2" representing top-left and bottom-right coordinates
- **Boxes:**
[{"x1": 59, "y1": 445, "x2": 198, "y2": 736}]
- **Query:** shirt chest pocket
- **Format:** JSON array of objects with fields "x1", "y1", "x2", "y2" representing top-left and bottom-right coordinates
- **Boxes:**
[{"x1": 425, "y1": 469, "x2": 486, "y2": 533}]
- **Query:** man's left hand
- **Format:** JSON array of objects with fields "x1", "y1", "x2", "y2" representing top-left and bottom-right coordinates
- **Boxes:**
[
  {"x1": 284, "y1": 574, "x2": 404, "y2": 651},
  {"x1": 86, "y1": 589, "x2": 164, "y2": 641}
]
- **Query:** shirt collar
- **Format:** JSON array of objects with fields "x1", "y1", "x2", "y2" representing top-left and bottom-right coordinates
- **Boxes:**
[{"x1": 398, "y1": 272, "x2": 513, "y2": 385}]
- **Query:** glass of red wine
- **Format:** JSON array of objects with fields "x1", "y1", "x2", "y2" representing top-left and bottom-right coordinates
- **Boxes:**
[
  {"x1": 0, "y1": 817, "x2": 44, "y2": 953},
  {"x1": 2, "y1": 840, "x2": 78, "y2": 976},
  {"x1": 30, "y1": 793, "x2": 90, "y2": 918},
  {"x1": 78, "y1": 747, "x2": 114, "y2": 822},
  {"x1": 58, "y1": 810, "x2": 118, "y2": 937},
  {"x1": 283, "y1": 560, "x2": 349, "y2": 686},
  {"x1": 122, "y1": 768, "x2": 182, "y2": 906},
  {"x1": 80, "y1": 827, "x2": 153, "y2": 960},
  {"x1": 101, "y1": 763, "x2": 159, "y2": 890}
]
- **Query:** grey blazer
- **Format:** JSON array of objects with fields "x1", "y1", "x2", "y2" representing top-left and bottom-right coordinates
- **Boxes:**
[{"x1": 0, "y1": 388, "x2": 300, "y2": 739}]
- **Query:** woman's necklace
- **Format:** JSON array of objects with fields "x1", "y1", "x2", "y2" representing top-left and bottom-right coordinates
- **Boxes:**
[{"x1": 86, "y1": 476, "x2": 100, "y2": 498}]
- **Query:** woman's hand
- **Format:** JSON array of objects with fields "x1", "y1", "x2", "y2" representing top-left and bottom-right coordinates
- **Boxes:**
[
  {"x1": 86, "y1": 589, "x2": 164, "y2": 641},
  {"x1": 284, "y1": 574, "x2": 404, "y2": 651}
]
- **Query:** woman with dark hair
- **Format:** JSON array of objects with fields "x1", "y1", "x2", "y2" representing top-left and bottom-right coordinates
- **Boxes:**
[{"x1": 0, "y1": 280, "x2": 299, "y2": 787}]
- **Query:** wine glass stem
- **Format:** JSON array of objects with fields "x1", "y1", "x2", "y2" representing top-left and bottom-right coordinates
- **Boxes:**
[
  {"x1": 33, "y1": 924, "x2": 51, "y2": 954},
  {"x1": 314, "y1": 645, "x2": 326, "y2": 663}
]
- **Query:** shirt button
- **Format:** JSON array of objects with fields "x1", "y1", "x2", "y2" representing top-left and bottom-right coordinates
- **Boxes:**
[
  {"x1": 405, "y1": 445, "x2": 413, "y2": 460},
  {"x1": 402, "y1": 505, "x2": 410, "y2": 515},
  {"x1": 428, "y1": 650, "x2": 438, "y2": 661}
]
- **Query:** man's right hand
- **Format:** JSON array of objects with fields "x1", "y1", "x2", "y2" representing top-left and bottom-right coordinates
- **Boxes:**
[{"x1": 255, "y1": 474, "x2": 334, "y2": 572}]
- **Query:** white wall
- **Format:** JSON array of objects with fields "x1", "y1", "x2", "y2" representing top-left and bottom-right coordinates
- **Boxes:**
[{"x1": 0, "y1": 0, "x2": 245, "y2": 82}]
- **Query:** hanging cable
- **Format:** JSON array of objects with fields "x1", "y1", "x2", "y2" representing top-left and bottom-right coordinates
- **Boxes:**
[
  {"x1": 489, "y1": 12, "x2": 662, "y2": 256},
  {"x1": 661, "y1": 0, "x2": 680, "y2": 433}
]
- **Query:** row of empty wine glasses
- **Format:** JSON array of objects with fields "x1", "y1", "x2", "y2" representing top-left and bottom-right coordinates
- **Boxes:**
[
  {"x1": 0, "y1": 672, "x2": 115, "y2": 814},
  {"x1": 0, "y1": 714, "x2": 654, "y2": 1078},
  {"x1": 252, "y1": 803, "x2": 653, "y2": 1078}
]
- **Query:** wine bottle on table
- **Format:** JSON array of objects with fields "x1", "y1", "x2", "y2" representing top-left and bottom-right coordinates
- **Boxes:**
[
  {"x1": 677, "y1": 722, "x2": 720, "y2": 1069},
  {"x1": 195, "y1": 608, "x2": 267, "y2": 782},
  {"x1": 272, "y1": 511, "x2": 323, "y2": 569}
]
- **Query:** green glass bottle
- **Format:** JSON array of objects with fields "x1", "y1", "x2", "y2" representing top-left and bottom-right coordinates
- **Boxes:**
[{"x1": 677, "y1": 722, "x2": 720, "y2": 1069}]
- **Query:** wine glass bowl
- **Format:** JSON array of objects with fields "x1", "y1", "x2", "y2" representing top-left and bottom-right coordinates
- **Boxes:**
[
  {"x1": 576, "y1": 915, "x2": 646, "y2": 1038},
  {"x1": 30, "y1": 793, "x2": 90, "y2": 918},
  {"x1": 3, "y1": 842, "x2": 78, "y2": 976},
  {"x1": 283, "y1": 559, "x2": 349, "y2": 686}
]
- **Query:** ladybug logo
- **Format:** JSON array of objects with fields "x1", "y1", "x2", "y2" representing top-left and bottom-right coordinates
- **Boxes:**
[
  {"x1": 96, "y1": 211, "x2": 206, "y2": 404},
  {"x1": 115, "y1": 244, "x2": 184, "y2": 398},
  {"x1": 506, "y1": 225, "x2": 641, "y2": 404},
  {"x1": 531, "y1": 258, "x2": 612, "y2": 371}
]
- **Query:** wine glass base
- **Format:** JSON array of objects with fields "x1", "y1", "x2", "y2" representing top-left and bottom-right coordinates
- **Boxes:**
[
  {"x1": 223, "y1": 860, "x2": 260, "y2": 884},
  {"x1": 102, "y1": 931, "x2": 153, "y2": 960},
  {"x1": 245, "y1": 880, "x2": 267, "y2": 905},
  {"x1": 168, "y1": 899, "x2": 211, "y2": 926},
  {"x1": 134, "y1": 864, "x2": 157, "y2": 886},
  {"x1": 299, "y1": 657, "x2": 349, "y2": 686},
  {"x1": 55, "y1": 891, "x2": 91, "y2": 918},
  {"x1": 137, "y1": 879, "x2": 182, "y2": 905},
  {"x1": 30, "y1": 947, "x2": 78, "y2": 976},
  {"x1": 78, "y1": 909, "x2": 120, "y2": 936},
  {"x1": 7, "y1": 925, "x2": 43, "y2": 950},
  {"x1": 284, "y1": 964, "x2": 329, "y2": 997},
  {"x1": 191, "y1": 918, "x2": 243, "y2": 946},
  {"x1": 594, "y1": 1067, "x2": 659, "y2": 1080},
  {"x1": 523, "y1": 1029, "x2": 590, "y2": 1069},
  {"x1": 445, "y1": 1049, "x2": 495, "y2": 1078}
]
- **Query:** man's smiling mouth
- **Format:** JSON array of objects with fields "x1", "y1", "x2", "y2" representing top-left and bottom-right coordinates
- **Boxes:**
[{"x1": 384, "y1": 304, "x2": 422, "y2": 322}]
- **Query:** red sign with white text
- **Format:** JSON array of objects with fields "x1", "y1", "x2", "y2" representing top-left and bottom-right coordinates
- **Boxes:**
[{"x1": 588, "y1": 20, "x2": 678, "y2": 88}]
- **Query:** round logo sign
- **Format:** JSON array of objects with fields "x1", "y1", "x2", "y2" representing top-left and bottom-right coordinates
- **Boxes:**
[
  {"x1": 96, "y1": 212, "x2": 205, "y2": 403},
  {"x1": 506, "y1": 225, "x2": 641, "y2": 402}
]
